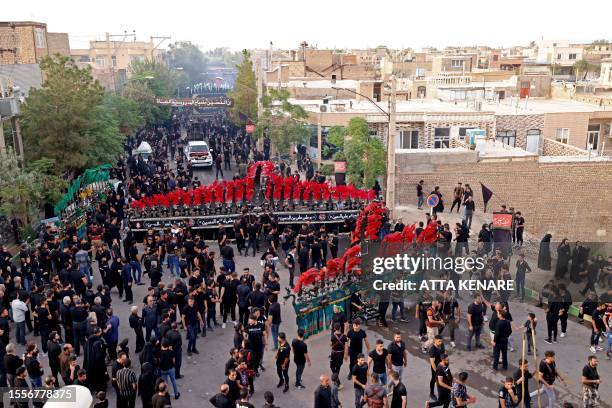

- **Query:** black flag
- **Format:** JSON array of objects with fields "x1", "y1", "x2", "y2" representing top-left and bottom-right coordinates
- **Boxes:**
[{"x1": 480, "y1": 183, "x2": 493, "y2": 212}]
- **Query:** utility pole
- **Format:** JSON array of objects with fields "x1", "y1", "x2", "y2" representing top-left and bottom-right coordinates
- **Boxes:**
[
  {"x1": 106, "y1": 31, "x2": 136, "y2": 92},
  {"x1": 317, "y1": 110, "x2": 322, "y2": 169},
  {"x1": 386, "y1": 75, "x2": 397, "y2": 217}
]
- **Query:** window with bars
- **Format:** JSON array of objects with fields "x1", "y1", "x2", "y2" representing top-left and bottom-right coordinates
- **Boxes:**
[
  {"x1": 399, "y1": 130, "x2": 419, "y2": 149},
  {"x1": 434, "y1": 128, "x2": 450, "y2": 148},
  {"x1": 555, "y1": 128, "x2": 569, "y2": 144},
  {"x1": 496, "y1": 130, "x2": 516, "y2": 147}
]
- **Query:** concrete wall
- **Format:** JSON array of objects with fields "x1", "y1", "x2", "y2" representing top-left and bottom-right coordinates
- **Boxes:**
[
  {"x1": 395, "y1": 150, "x2": 612, "y2": 241},
  {"x1": 543, "y1": 111, "x2": 590, "y2": 150}
]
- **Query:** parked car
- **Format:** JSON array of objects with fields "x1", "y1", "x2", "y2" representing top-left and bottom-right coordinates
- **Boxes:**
[{"x1": 184, "y1": 141, "x2": 213, "y2": 168}]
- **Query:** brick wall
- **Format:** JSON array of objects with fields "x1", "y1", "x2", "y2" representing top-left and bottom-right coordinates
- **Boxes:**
[
  {"x1": 0, "y1": 26, "x2": 37, "y2": 64},
  {"x1": 495, "y1": 114, "x2": 544, "y2": 149},
  {"x1": 395, "y1": 151, "x2": 612, "y2": 241},
  {"x1": 541, "y1": 138, "x2": 589, "y2": 156},
  {"x1": 47, "y1": 32, "x2": 70, "y2": 56}
]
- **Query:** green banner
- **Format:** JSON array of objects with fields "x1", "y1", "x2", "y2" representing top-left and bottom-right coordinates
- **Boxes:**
[{"x1": 54, "y1": 164, "x2": 112, "y2": 215}]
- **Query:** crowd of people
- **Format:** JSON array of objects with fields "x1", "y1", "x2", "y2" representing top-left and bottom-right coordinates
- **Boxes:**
[{"x1": 0, "y1": 111, "x2": 610, "y2": 408}]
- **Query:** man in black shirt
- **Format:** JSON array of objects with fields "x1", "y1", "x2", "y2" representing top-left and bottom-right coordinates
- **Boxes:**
[
  {"x1": 538, "y1": 350, "x2": 567, "y2": 408},
  {"x1": 314, "y1": 374, "x2": 333, "y2": 408},
  {"x1": 389, "y1": 371, "x2": 407, "y2": 408},
  {"x1": 267, "y1": 295, "x2": 282, "y2": 350},
  {"x1": 368, "y1": 339, "x2": 389, "y2": 386},
  {"x1": 330, "y1": 323, "x2": 348, "y2": 385},
  {"x1": 428, "y1": 335, "x2": 445, "y2": 400},
  {"x1": 581, "y1": 355, "x2": 601, "y2": 408},
  {"x1": 182, "y1": 297, "x2": 203, "y2": 355},
  {"x1": 275, "y1": 332, "x2": 290, "y2": 393},
  {"x1": 427, "y1": 354, "x2": 452, "y2": 408},
  {"x1": 346, "y1": 319, "x2": 370, "y2": 381},
  {"x1": 291, "y1": 328, "x2": 310, "y2": 389},
  {"x1": 513, "y1": 359, "x2": 533, "y2": 408},
  {"x1": 387, "y1": 332, "x2": 407, "y2": 381},
  {"x1": 498, "y1": 376, "x2": 519, "y2": 408},
  {"x1": 246, "y1": 314, "x2": 266, "y2": 375},
  {"x1": 220, "y1": 244, "x2": 235, "y2": 273},
  {"x1": 220, "y1": 272, "x2": 239, "y2": 327},
  {"x1": 466, "y1": 295, "x2": 486, "y2": 351},
  {"x1": 352, "y1": 353, "x2": 368, "y2": 407},
  {"x1": 493, "y1": 311, "x2": 512, "y2": 371}
]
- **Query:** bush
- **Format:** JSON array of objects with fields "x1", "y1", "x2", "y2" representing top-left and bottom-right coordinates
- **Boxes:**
[
  {"x1": 332, "y1": 151, "x2": 346, "y2": 161},
  {"x1": 320, "y1": 164, "x2": 334, "y2": 176}
]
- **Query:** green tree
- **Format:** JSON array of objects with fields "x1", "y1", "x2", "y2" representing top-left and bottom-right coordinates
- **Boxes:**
[
  {"x1": 26, "y1": 158, "x2": 67, "y2": 205},
  {"x1": 255, "y1": 89, "x2": 310, "y2": 155},
  {"x1": 167, "y1": 41, "x2": 208, "y2": 85},
  {"x1": 83, "y1": 105, "x2": 125, "y2": 168},
  {"x1": 0, "y1": 150, "x2": 46, "y2": 224},
  {"x1": 102, "y1": 94, "x2": 144, "y2": 136},
  {"x1": 21, "y1": 55, "x2": 105, "y2": 174},
  {"x1": 327, "y1": 125, "x2": 346, "y2": 149},
  {"x1": 337, "y1": 117, "x2": 386, "y2": 188},
  {"x1": 573, "y1": 59, "x2": 593, "y2": 80},
  {"x1": 123, "y1": 59, "x2": 182, "y2": 125},
  {"x1": 228, "y1": 49, "x2": 258, "y2": 125}
]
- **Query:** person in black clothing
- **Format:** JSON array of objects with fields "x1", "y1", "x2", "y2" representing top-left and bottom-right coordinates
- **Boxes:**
[
  {"x1": 515, "y1": 254, "x2": 531, "y2": 302},
  {"x1": 220, "y1": 272, "x2": 239, "y2": 327},
  {"x1": 346, "y1": 319, "x2": 370, "y2": 382},
  {"x1": 389, "y1": 371, "x2": 407, "y2": 408},
  {"x1": 493, "y1": 311, "x2": 512, "y2": 371},
  {"x1": 428, "y1": 335, "x2": 445, "y2": 400},
  {"x1": 165, "y1": 323, "x2": 183, "y2": 378},
  {"x1": 329, "y1": 323, "x2": 347, "y2": 385},
  {"x1": 14, "y1": 367, "x2": 29, "y2": 408},
  {"x1": 224, "y1": 369, "x2": 241, "y2": 405},
  {"x1": 498, "y1": 376, "x2": 519, "y2": 408},
  {"x1": 427, "y1": 354, "x2": 452, "y2": 408},
  {"x1": 245, "y1": 314, "x2": 266, "y2": 375},
  {"x1": 47, "y1": 331, "x2": 62, "y2": 386},
  {"x1": 129, "y1": 306, "x2": 145, "y2": 354},
  {"x1": 314, "y1": 374, "x2": 333, "y2": 408},
  {"x1": 581, "y1": 355, "x2": 601, "y2": 407},
  {"x1": 209, "y1": 384, "x2": 232, "y2": 408},
  {"x1": 557, "y1": 284, "x2": 572, "y2": 338},
  {"x1": 4, "y1": 343, "x2": 23, "y2": 387},
  {"x1": 275, "y1": 332, "x2": 290, "y2": 393},
  {"x1": 352, "y1": 353, "x2": 368, "y2": 408},
  {"x1": 513, "y1": 359, "x2": 534, "y2": 408},
  {"x1": 544, "y1": 289, "x2": 561, "y2": 344},
  {"x1": 291, "y1": 328, "x2": 310, "y2": 389}
]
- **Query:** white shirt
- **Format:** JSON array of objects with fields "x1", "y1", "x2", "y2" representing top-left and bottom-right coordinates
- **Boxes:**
[{"x1": 11, "y1": 299, "x2": 28, "y2": 323}]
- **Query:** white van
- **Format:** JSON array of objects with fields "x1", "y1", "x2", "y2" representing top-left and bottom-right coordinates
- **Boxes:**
[{"x1": 184, "y1": 141, "x2": 213, "y2": 168}]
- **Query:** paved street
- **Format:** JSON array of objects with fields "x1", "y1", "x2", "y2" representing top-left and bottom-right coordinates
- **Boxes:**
[{"x1": 80, "y1": 239, "x2": 610, "y2": 408}]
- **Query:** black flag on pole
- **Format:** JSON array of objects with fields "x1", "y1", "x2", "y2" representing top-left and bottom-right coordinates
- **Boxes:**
[{"x1": 480, "y1": 183, "x2": 493, "y2": 212}]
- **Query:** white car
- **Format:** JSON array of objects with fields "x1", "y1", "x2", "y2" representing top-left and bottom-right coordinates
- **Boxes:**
[{"x1": 184, "y1": 141, "x2": 213, "y2": 168}]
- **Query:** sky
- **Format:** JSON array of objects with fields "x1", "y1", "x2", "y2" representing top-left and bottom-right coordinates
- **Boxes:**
[{"x1": 5, "y1": 0, "x2": 612, "y2": 51}]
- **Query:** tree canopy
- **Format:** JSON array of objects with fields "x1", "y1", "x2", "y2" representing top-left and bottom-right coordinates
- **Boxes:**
[
  {"x1": 0, "y1": 150, "x2": 65, "y2": 224},
  {"x1": 21, "y1": 55, "x2": 107, "y2": 174},
  {"x1": 228, "y1": 49, "x2": 258, "y2": 125},
  {"x1": 328, "y1": 117, "x2": 386, "y2": 188},
  {"x1": 167, "y1": 41, "x2": 208, "y2": 85},
  {"x1": 255, "y1": 88, "x2": 309, "y2": 155},
  {"x1": 122, "y1": 59, "x2": 183, "y2": 126}
]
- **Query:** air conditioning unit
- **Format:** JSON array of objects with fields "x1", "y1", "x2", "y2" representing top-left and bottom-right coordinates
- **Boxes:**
[
  {"x1": 0, "y1": 98, "x2": 20, "y2": 117},
  {"x1": 319, "y1": 105, "x2": 327, "y2": 112}
]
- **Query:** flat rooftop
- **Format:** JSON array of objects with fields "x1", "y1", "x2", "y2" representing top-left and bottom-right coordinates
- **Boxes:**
[{"x1": 295, "y1": 97, "x2": 612, "y2": 116}]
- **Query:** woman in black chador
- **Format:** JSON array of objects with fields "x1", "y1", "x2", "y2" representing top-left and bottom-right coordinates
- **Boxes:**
[
  {"x1": 554, "y1": 238, "x2": 571, "y2": 279},
  {"x1": 538, "y1": 233, "x2": 552, "y2": 270}
]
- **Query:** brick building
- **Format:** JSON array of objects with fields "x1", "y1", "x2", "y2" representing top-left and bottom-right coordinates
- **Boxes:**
[
  {"x1": 395, "y1": 148, "x2": 612, "y2": 242},
  {"x1": 0, "y1": 21, "x2": 70, "y2": 65}
]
